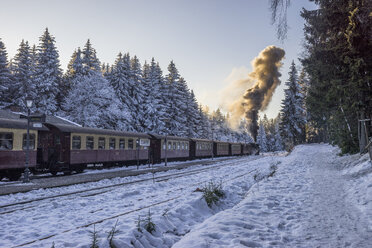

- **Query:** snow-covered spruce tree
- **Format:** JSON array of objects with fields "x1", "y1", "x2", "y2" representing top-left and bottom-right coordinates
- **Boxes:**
[
  {"x1": 81, "y1": 39, "x2": 101, "y2": 75},
  {"x1": 63, "y1": 42, "x2": 129, "y2": 130},
  {"x1": 142, "y1": 59, "x2": 164, "y2": 133},
  {"x1": 102, "y1": 63, "x2": 113, "y2": 82},
  {"x1": 187, "y1": 90, "x2": 200, "y2": 138},
  {"x1": 210, "y1": 109, "x2": 230, "y2": 141},
  {"x1": 66, "y1": 48, "x2": 85, "y2": 80},
  {"x1": 108, "y1": 52, "x2": 133, "y2": 130},
  {"x1": 129, "y1": 56, "x2": 146, "y2": 132},
  {"x1": 257, "y1": 121, "x2": 268, "y2": 152},
  {"x1": 11, "y1": 40, "x2": 37, "y2": 110},
  {"x1": 58, "y1": 48, "x2": 85, "y2": 114},
  {"x1": 164, "y1": 61, "x2": 186, "y2": 136},
  {"x1": 298, "y1": 68, "x2": 310, "y2": 142},
  {"x1": 156, "y1": 62, "x2": 170, "y2": 135},
  {"x1": 280, "y1": 61, "x2": 306, "y2": 149},
  {"x1": 274, "y1": 120, "x2": 284, "y2": 151},
  {"x1": 34, "y1": 28, "x2": 63, "y2": 114},
  {"x1": 238, "y1": 119, "x2": 254, "y2": 143},
  {"x1": 0, "y1": 38, "x2": 14, "y2": 109},
  {"x1": 197, "y1": 105, "x2": 210, "y2": 139},
  {"x1": 63, "y1": 71, "x2": 129, "y2": 129},
  {"x1": 175, "y1": 77, "x2": 191, "y2": 137}
]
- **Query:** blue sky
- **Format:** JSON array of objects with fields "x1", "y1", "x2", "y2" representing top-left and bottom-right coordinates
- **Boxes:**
[{"x1": 0, "y1": 0, "x2": 315, "y2": 119}]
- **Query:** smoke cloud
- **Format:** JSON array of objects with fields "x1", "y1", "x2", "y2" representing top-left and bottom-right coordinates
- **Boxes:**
[{"x1": 222, "y1": 46, "x2": 285, "y2": 141}]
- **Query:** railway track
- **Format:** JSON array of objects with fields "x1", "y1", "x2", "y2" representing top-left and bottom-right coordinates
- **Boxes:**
[
  {"x1": 0, "y1": 157, "x2": 238, "y2": 196},
  {"x1": 0, "y1": 156, "x2": 260, "y2": 214},
  {"x1": 10, "y1": 157, "x2": 262, "y2": 248}
]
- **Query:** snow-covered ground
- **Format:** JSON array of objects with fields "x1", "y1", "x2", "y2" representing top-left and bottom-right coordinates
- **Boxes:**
[{"x1": 0, "y1": 144, "x2": 371, "y2": 248}]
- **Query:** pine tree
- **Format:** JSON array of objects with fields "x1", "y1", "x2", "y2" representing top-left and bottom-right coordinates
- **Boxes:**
[
  {"x1": 186, "y1": 90, "x2": 200, "y2": 138},
  {"x1": 197, "y1": 105, "x2": 210, "y2": 139},
  {"x1": 280, "y1": 61, "x2": 306, "y2": 149},
  {"x1": 142, "y1": 58, "x2": 164, "y2": 133},
  {"x1": 0, "y1": 39, "x2": 14, "y2": 109},
  {"x1": 238, "y1": 119, "x2": 254, "y2": 143},
  {"x1": 257, "y1": 121, "x2": 268, "y2": 152},
  {"x1": 34, "y1": 28, "x2": 62, "y2": 114},
  {"x1": 274, "y1": 120, "x2": 284, "y2": 151},
  {"x1": 11, "y1": 40, "x2": 36, "y2": 109},
  {"x1": 164, "y1": 61, "x2": 184, "y2": 136},
  {"x1": 107, "y1": 52, "x2": 133, "y2": 131},
  {"x1": 63, "y1": 72, "x2": 129, "y2": 129},
  {"x1": 156, "y1": 62, "x2": 170, "y2": 135},
  {"x1": 301, "y1": 0, "x2": 372, "y2": 153},
  {"x1": 129, "y1": 55, "x2": 146, "y2": 132},
  {"x1": 81, "y1": 39, "x2": 101, "y2": 75}
]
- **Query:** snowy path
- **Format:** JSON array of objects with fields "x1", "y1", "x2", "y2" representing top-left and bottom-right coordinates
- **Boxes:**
[
  {"x1": 174, "y1": 144, "x2": 372, "y2": 247},
  {"x1": 297, "y1": 145, "x2": 372, "y2": 247}
]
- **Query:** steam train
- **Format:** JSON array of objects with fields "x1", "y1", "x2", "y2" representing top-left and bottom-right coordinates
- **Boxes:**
[{"x1": 0, "y1": 111, "x2": 259, "y2": 181}]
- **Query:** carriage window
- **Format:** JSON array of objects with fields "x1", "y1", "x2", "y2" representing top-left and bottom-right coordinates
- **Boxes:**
[
  {"x1": 0, "y1": 132, "x2": 13, "y2": 150},
  {"x1": 128, "y1": 139, "x2": 133, "y2": 149},
  {"x1": 22, "y1": 134, "x2": 35, "y2": 150},
  {"x1": 168, "y1": 141, "x2": 172, "y2": 150},
  {"x1": 181, "y1": 142, "x2": 184, "y2": 150},
  {"x1": 86, "y1": 136, "x2": 94, "y2": 150},
  {"x1": 72, "y1": 136, "x2": 81, "y2": 150},
  {"x1": 185, "y1": 143, "x2": 188, "y2": 150},
  {"x1": 173, "y1": 142, "x2": 176, "y2": 150},
  {"x1": 109, "y1": 138, "x2": 116, "y2": 150},
  {"x1": 119, "y1": 139, "x2": 125, "y2": 149},
  {"x1": 98, "y1": 137, "x2": 105, "y2": 149},
  {"x1": 177, "y1": 142, "x2": 180, "y2": 150},
  {"x1": 54, "y1": 134, "x2": 61, "y2": 145},
  {"x1": 162, "y1": 140, "x2": 166, "y2": 150}
]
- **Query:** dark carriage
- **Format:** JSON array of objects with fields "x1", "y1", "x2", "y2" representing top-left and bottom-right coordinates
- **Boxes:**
[
  {"x1": 0, "y1": 118, "x2": 48, "y2": 180},
  {"x1": 230, "y1": 142, "x2": 242, "y2": 156},
  {"x1": 189, "y1": 138, "x2": 213, "y2": 159},
  {"x1": 242, "y1": 143, "x2": 260, "y2": 155},
  {"x1": 38, "y1": 123, "x2": 151, "y2": 174},
  {"x1": 214, "y1": 141, "x2": 230, "y2": 157},
  {"x1": 149, "y1": 134, "x2": 190, "y2": 163}
]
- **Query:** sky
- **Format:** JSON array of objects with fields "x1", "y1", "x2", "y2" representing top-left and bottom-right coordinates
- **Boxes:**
[{"x1": 0, "y1": 0, "x2": 316, "y2": 119}]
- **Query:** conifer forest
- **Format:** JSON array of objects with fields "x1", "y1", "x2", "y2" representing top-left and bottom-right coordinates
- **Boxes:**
[{"x1": 1, "y1": 0, "x2": 371, "y2": 154}]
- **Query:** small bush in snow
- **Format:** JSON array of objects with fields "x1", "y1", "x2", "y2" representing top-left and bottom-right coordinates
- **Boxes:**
[
  {"x1": 136, "y1": 215, "x2": 142, "y2": 233},
  {"x1": 202, "y1": 181, "x2": 225, "y2": 207},
  {"x1": 144, "y1": 209, "x2": 156, "y2": 234},
  {"x1": 89, "y1": 224, "x2": 99, "y2": 248},
  {"x1": 137, "y1": 210, "x2": 156, "y2": 234},
  {"x1": 268, "y1": 164, "x2": 278, "y2": 178},
  {"x1": 107, "y1": 220, "x2": 119, "y2": 248}
]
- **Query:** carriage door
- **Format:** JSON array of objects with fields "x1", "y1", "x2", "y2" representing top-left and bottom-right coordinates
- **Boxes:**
[{"x1": 150, "y1": 139, "x2": 161, "y2": 164}]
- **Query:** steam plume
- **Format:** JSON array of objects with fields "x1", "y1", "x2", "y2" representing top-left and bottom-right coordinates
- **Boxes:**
[{"x1": 223, "y1": 46, "x2": 285, "y2": 141}]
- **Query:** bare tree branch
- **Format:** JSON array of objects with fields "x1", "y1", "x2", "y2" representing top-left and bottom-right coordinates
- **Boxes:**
[{"x1": 269, "y1": 0, "x2": 291, "y2": 41}]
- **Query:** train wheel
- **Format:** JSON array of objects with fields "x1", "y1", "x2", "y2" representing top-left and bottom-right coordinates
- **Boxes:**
[
  {"x1": 63, "y1": 171, "x2": 72, "y2": 176},
  {"x1": 7, "y1": 171, "x2": 21, "y2": 181},
  {"x1": 75, "y1": 165, "x2": 85, "y2": 174}
]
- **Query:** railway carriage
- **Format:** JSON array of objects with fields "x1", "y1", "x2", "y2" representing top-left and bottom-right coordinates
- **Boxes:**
[
  {"x1": 0, "y1": 118, "x2": 48, "y2": 180},
  {"x1": 149, "y1": 134, "x2": 190, "y2": 163},
  {"x1": 230, "y1": 142, "x2": 242, "y2": 156},
  {"x1": 38, "y1": 123, "x2": 151, "y2": 174},
  {"x1": 241, "y1": 143, "x2": 260, "y2": 155},
  {"x1": 214, "y1": 141, "x2": 230, "y2": 156},
  {"x1": 190, "y1": 138, "x2": 213, "y2": 158}
]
